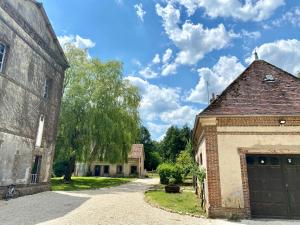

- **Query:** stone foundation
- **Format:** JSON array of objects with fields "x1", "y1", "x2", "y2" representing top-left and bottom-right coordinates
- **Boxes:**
[
  {"x1": 0, "y1": 182, "x2": 51, "y2": 200},
  {"x1": 208, "y1": 207, "x2": 250, "y2": 219}
]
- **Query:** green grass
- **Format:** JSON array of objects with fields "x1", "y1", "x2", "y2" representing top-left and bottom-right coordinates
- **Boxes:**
[
  {"x1": 147, "y1": 171, "x2": 159, "y2": 178},
  {"x1": 51, "y1": 176, "x2": 133, "y2": 191},
  {"x1": 145, "y1": 189, "x2": 204, "y2": 216}
]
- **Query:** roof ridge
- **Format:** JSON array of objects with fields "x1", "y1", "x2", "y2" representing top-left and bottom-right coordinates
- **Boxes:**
[{"x1": 199, "y1": 59, "x2": 300, "y2": 116}]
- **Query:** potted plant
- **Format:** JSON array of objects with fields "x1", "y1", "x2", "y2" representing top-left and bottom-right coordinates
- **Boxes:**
[{"x1": 165, "y1": 177, "x2": 180, "y2": 193}]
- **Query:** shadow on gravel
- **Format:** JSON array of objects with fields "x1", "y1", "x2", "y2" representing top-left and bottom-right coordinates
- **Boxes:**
[{"x1": 0, "y1": 191, "x2": 89, "y2": 225}]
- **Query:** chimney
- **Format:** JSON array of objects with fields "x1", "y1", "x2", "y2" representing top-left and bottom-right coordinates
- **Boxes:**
[
  {"x1": 210, "y1": 93, "x2": 216, "y2": 103},
  {"x1": 254, "y1": 50, "x2": 259, "y2": 60}
]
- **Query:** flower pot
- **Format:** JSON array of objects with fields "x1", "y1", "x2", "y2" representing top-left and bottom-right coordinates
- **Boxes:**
[{"x1": 165, "y1": 184, "x2": 180, "y2": 193}]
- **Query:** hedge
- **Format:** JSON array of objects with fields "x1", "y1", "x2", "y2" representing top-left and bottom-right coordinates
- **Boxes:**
[{"x1": 157, "y1": 163, "x2": 183, "y2": 184}]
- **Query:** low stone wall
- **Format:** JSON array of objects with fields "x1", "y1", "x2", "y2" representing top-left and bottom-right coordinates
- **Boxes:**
[{"x1": 0, "y1": 182, "x2": 51, "y2": 200}]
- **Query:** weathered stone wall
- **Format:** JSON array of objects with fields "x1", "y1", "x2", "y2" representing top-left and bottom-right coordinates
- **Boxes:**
[{"x1": 0, "y1": 0, "x2": 66, "y2": 190}]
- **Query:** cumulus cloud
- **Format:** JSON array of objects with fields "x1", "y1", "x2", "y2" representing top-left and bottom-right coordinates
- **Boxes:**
[
  {"x1": 173, "y1": 0, "x2": 285, "y2": 21},
  {"x1": 134, "y1": 3, "x2": 146, "y2": 22},
  {"x1": 162, "y1": 48, "x2": 173, "y2": 64},
  {"x1": 160, "y1": 105, "x2": 199, "y2": 126},
  {"x1": 240, "y1": 30, "x2": 261, "y2": 39},
  {"x1": 152, "y1": 54, "x2": 161, "y2": 64},
  {"x1": 187, "y1": 56, "x2": 245, "y2": 103},
  {"x1": 126, "y1": 76, "x2": 181, "y2": 121},
  {"x1": 156, "y1": 2, "x2": 235, "y2": 69},
  {"x1": 246, "y1": 39, "x2": 300, "y2": 75},
  {"x1": 58, "y1": 35, "x2": 96, "y2": 49},
  {"x1": 126, "y1": 76, "x2": 201, "y2": 139},
  {"x1": 271, "y1": 7, "x2": 300, "y2": 28},
  {"x1": 139, "y1": 67, "x2": 158, "y2": 79},
  {"x1": 162, "y1": 63, "x2": 178, "y2": 76}
]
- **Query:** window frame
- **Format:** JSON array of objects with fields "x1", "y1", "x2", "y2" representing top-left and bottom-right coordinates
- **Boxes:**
[
  {"x1": 43, "y1": 78, "x2": 53, "y2": 100},
  {"x1": 0, "y1": 42, "x2": 7, "y2": 73}
]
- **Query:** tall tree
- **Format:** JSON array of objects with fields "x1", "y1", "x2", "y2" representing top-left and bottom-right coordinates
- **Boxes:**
[
  {"x1": 55, "y1": 45, "x2": 141, "y2": 180},
  {"x1": 159, "y1": 125, "x2": 191, "y2": 162},
  {"x1": 139, "y1": 126, "x2": 161, "y2": 170}
]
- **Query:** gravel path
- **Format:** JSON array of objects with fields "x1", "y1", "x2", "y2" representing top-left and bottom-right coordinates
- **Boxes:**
[{"x1": 0, "y1": 178, "x2": 299, "y2": 225}]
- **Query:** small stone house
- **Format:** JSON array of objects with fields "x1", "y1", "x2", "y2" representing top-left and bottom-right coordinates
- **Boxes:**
[
  {"x1": 193, "y1": 59, "x2": 300, "y2": 219},
  {"x1": 75, "y1": 144, "x2": 145, "y2": 178},
  {"x1": 0, "y1": 0, "x2": 68, "y2": 198}
]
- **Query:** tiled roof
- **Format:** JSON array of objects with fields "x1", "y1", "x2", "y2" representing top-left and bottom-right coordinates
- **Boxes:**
[
  {"x1": 200, "y1": 60, "x2": 300, "y2": 116},
  {"x1": 128, "y1": 144, "x2": 144, "y2": 159}
]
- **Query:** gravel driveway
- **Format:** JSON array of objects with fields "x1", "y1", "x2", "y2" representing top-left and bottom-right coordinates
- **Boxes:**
[{"x1": 0, "y1": 178, "x2": 299, "y2": 225}]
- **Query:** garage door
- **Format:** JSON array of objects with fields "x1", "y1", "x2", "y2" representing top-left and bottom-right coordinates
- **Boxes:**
[{"x1": 246, "y1": 155, "x2": 300, "y2": 219}]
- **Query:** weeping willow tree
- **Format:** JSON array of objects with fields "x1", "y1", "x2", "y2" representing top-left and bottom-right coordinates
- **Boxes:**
[{"x1": 54, "y1": 45, "x2": 140, "y2": 180}]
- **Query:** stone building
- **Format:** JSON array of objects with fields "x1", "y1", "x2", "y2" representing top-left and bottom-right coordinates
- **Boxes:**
[
  {"x1": 75, "y1": 144, "x2": 145, "y2": 178},
  {"x1": 0, "y1": 0, "x2": 68, "y2": 197},
  {"x1": 193, "y1": 59, "x2": 300, "y2": 219}
]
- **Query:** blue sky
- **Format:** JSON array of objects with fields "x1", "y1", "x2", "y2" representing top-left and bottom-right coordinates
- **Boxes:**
[{"x1": 42, "y1": 0, "x2": 300, "y2": 140}]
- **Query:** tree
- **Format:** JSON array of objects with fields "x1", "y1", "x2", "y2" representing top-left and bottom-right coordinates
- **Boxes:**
[
  {"x1": 54, "y1": 45, "x2": 141, "y2": 181},
  {"x1": 139, "y1": 126, "x2": 161, "y2": 171},
  {"x1": 159, "y1": 125, "x2": 191, "y2": 162},
  {"x1": 176, "y1": 140, "x2": 194, "y2": 178}
]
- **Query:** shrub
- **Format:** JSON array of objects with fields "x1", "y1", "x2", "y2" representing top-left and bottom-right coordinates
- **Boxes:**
[
  {"x1": 168, "y1": 177, "x2": 176, "y2": 185},
  {"x1": 157, "y1": 163, "x2": 182, "y2": 184},
  {"x1": 53, "y1": 160, "x2": 69, "y2": 177}
]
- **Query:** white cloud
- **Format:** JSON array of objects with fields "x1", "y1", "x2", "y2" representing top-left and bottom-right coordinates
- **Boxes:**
[
  {"x1": 188, "y1": 56, "x2": 245, "y2": 103},
  {"x1": 271, "y1": 7, "x2": 300, "y2": 28},
  {"x1": 160, "y1": 105, "x2": 199, "y2": 127},
  {"x1": 173, "y1": 0, "x2": 285, "y2": 21},
  {"x1": 146, "y1": 122, "x2": 170, "y2": 141},
  {"x1": 162, "y1": 63, "x2": 178, "y2": 76},
  {"x1": 241, "y1": 30, "x2": 261, "y2": 39},
  {"x1": 134, "y1": 3, "x2": 146, "y2": 22},
  {"x1": 139, "y1": 67, "x2": 158, "y2": 79},
  {"x1": 125, "y1": 76, "x2": 201, "y2": 140},
  {"x1": 162, "y1": 48, "x2": 173, "y2": 64},
  {"x1": 156, "y1": 2, "x2": 235, "y2": 68},
  {"x1": 58, "y1": 35, "x2": 96, "y2": 49},
  {"x1": 126, "y1": 76, "x2": 181, "y2": 121},
  {"x1": 246, "y1": 39, "x2": 300, "y2": 75},
  {"x1": 152, "y1": 54, "x2": 161, "y2": 64}
]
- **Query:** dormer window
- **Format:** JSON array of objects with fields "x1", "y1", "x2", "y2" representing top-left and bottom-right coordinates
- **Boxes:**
[
  {"x1": 264, "y1": 74, "x2": 276, "y2": 82},
  {"x1": 0, "y1": 43, "x2": 6, "y2": 72}
]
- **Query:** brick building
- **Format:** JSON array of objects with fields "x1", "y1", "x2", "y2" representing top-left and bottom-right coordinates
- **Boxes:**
[
  {"x1": 0, "y1": 0, "x2": 68, "y2": 197},
  {"x1": 193, "y1": 59, "x2": 300, "y2": 219}
]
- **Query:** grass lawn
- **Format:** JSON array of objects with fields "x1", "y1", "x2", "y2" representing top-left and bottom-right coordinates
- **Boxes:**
[
  {"x1": 145, "y1": 188, "x2": 205, "y2": 216},
  {"x1": 147, "y1": 171, "x2": 159, "y2": 178},
  {"x1": 51, "y1": 176, "x2": 133, "y2": 191}
]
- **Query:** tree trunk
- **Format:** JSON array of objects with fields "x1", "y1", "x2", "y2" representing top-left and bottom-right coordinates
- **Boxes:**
[{"x1": 64, "y1": 154, "x2": 76, "y2": 183}]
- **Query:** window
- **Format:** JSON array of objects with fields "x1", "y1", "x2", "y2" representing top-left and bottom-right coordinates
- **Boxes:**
[
  {"x1": 43, "y1": 78, "x2": 52, "y2": 99},
  {"x1": 35, "y1": 115, "x2": 45, "y2": 147},
  {"x1": 117, "y1": 165, "x2": 123, "y2": 174},
  {"x1": 130, "y1": 165, "x2": 137, "y2": 175},
  {"x1": 31, "y1": 155, "x2": 42, "y2": 183},
  {"x1": 104, "y1": 165, "x2": 110, "y2": 175},
  {"x1": 0, "y1": 43, "x2": 6, "y2": 72}
]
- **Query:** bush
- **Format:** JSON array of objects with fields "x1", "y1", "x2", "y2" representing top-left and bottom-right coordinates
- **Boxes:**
[
  {"x1": 53, "y1": 160, "x2": 69, "y2": 177},
  {"x1": 168, "y1": 177, "x2": 176, "y2": 185},
  {"x1": 157, "y1": 163, "x2": 182, "y2": 184}
]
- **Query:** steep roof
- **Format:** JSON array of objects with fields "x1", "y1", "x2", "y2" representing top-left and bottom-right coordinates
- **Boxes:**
[
  {"x1": 199, "y1": 60, "x2": 300, "y2": 116},
  {"x1": 128, "y1": 144, "x2": 144, "y2": 159},
  {"x1": 2, "y1": 0, "x2": 68, "y2": 69}
]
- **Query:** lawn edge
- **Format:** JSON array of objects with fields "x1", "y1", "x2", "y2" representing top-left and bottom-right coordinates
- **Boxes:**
[
  {"x1": 51, "y1": 178, "x2": 136, "y2": 192},
  {"x1": 144, "y1": 189, "x2": 207, "y2": 219}
]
